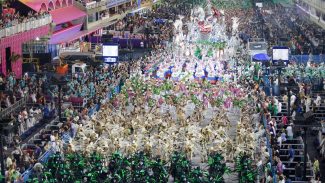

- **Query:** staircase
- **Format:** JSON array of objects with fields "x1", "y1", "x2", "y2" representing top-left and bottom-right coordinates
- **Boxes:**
[
  {"x1": 272, "y1": 96, "x2": 314, "y2": 182},
  {"x1": 311, "y1": 91, "x2": 325, "y2": 122}
]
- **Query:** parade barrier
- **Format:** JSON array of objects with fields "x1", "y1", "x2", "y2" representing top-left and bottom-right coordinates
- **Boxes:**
[
  {"x1": 290, "y1": 54, "x2": 325, "y2": 63},
  {"x1": 21, "y1": 115, "x2": 59, "y2": 182},
  {"x1": 0, "y1": 14, "x2": 52, "y2": 39},
  {"x1": 21, "y1": 147, "x2": 56, "y2": 182},
  {"x1": 0, "y1": 93, "x2": 29, "y2": 119},
  {"x1": 262, "y1": 114, "x2": 277, "y2": 183},
  {"x1": 111, "y1": 38, "x2": 147, "y2": 48}
]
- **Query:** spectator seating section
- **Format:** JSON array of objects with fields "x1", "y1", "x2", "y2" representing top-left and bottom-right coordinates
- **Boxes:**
[
  {"x1": 21, "y1": 84, "x2": 122, "y2": 181},
  {"x1": 272, "y1": 96, "x2": 314, "y2": 182}
]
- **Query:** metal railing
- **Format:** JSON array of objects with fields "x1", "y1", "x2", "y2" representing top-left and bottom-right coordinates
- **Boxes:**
[
  {"x1": 75, "y1": 0, "x2": 131, "y2": 10},
  {"x1": 301, "y1": 0, "x2": 325, "y2": 13},
  {"x1": 0, "y1": 14, "x2": 52, "y2": 39},
  {"x1": 21, "y1": 116, "x2": 59, "y2": 182},
  {"x1": 290, "y1": 54, "x2": 325, "y2": 63},
  {"x1": 59, "y1": 46, "x2": 81, "y2": 54},
  {"x1": 85, "y1": 0, "x2": 107, "y2": 9},
  {"x1": 248, "y1": 38, "x2": 266, "y2": 42},
  {"x1": 0, "y1": 94, "x2": 29, "y2": 119},
  {"x1": 262, "y1": 115, "x2": 277, "y2": 183},
  {"x1": 107, "y1": 0, "x2": 131, "y2": 7},
  {"x1": 296, "y1": 4, "x2": 325, "y2": 29}
]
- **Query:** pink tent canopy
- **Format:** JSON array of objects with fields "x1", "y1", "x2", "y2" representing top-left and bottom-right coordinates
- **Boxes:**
[
  {"x1": 50, "y1": 24, "x2": 102, "y2": 44},
  {"x1": 50, "y1": 6, "x2": 86, "y2": 25},
  {"x1": 49, "y1": 23, "x2": 83, "y2": 44}
]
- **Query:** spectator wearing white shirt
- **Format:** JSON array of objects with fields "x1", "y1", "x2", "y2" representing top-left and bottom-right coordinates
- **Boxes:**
[
  {"x1": 266, "y1": 172, "x2": 273, "y2": 183},
  {"x1": 22, "y1": 108, "x2": 28, "y2": 120},
  {"x1": 278, "y1": 175, "x2": 285, "y2": 183},
  {"x1": 306, "y1": 96, "x2": 312, "y2": 112},
  {"x1": 5, "y1": 96, "x2": 11, "y2": 107},
  {"x1": 50, "y1": 131, "x2": 59, "y2": 152},
  {"x1": 291, "y1": 110, "x2": 296, "y2": 120},
  {"x1": 18, "y1": 111, "x2": 24, "y2": 135},
  {"x1": 277, "y1": 102, "x2": 282, "y2": 114},
  {"x1": 6, "y1": 155, "x2": 13, "y2": 169},
  {"x1": 277, "y1": 135, "x2": 282, "y2": 148},
  {"x1": 18, "y1": 87, "x2": 24, "y2": 98},
  {"x1": 30, "y1": 92, "x2": 37, "y2": 103},
  {"x1": 290, "y1": 94, "x2": 296, "y2": 107},
  {"x1": 29, "y1": 108, "x2": 37, "y2": 126},
  {"x1": 315, "y1": 94, "x2": 321, "y2": 107},
  {"x1": 286, "y1": 123, "x2": 294, "y2": 140}
]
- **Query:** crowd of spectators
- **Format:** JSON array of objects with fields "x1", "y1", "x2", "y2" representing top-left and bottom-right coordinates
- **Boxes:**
[
  {"x1": 0, "y1": 71, "x2": 50, "y2": 182},
  {"x1": 0, "y1": 5, "x2": 49, "y2": 30},
  {"x1": 105, "y1": 5, "x2": 176, "y2": 51},
  {"x1": 252, "y1": 64, "x2": 324, "y2": 182},
  {"x1": 262, "y1": 5, "x2": 324, "y2": 55},
  {"x1": 236, "y1": 4, "x2": 324, "y2": 56},
  {"x1": 240, "y1": 66, "x2": 321, "y2": 182},
  {"x1": 223, "y1": 3, "x2": 324, "y2": 57}
]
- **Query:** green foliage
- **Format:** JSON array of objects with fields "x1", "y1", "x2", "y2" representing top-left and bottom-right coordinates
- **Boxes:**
[
  {"x1": 191, "y1": 94, "x2": 201, "y2": 105},
  {"x1": 207, "y1": 49, "x2": 213, "y2": 57},
  {"x1": 162, "y1": 0, "x2": 207, "y2": 8},
  {"x1": 153, "y1": 86, "x2": 161, "y2": 95},
  {"x1": 170, "y1": 151, "x2": 191, "y2": 182},
  {"x1": 149, "y1": 157, "x2": 169, "y2": 182},
  {"x1": 235, "y1": 153, "x2": 257, "y2": 183},
  {"x1": 208, "y1": 152, "x2": 231, "y2": 183},
  {"x1": 210, "y1": 0, "x2": 253, "y2": 9},
  {"x1": 189, "y1": 167, "x2": 209, "y2": 183},
  {"x1": 129, "y1": 152, "x2": 150, "y2": 182},
  {"x1": 162, "y1": 80, "x2": 173, "y2": 91},
  {"x1": 108, "y1": 152, "x2": 130, "y2": 182},
  {"x1": 196, "y1": 40, "x2": 227, "y2": 50},
  {"x1": 28, "y1": 151, "x2": 256, "y2": 183},
  {"x1": 148, "y1": 98, "x2": 155, "y2": 107},
  {"x1": 194, "y1": 46, "x2": 203, "y2": 60},
  {"x1": 213, "y1": 97, "x2": 224, "y2": 107},
  {"x1": 232, "y1": 99, "x2": 247, "y2": 108}
]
